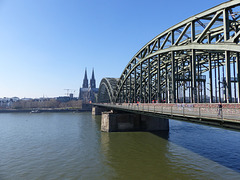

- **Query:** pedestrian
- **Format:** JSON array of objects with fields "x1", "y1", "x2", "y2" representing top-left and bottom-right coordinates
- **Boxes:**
[{"x1": 218, "y1": 102, "x2": 222, "y2": 117}]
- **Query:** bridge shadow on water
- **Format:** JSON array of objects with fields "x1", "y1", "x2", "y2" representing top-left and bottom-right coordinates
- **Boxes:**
[
  {"x1": 95, "y1": 114, "x2": 240, "y2": 175},
  {"x1": 150, "y1": 131, "x2": 169, "y2": 140},
  {"x1": 150, "y1": 119, "x2": 240, "y2": 173}
]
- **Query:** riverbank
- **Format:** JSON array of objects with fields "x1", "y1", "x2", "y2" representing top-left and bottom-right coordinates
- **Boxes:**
[{"x1": 0, "y1": 108, "x2": 91, "y2": 113}]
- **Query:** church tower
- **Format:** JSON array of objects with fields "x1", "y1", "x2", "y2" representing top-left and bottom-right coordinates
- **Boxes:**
[
  {"x1": 82, "y1": 68, "x2": 88, "y2": 88},
  {"x1": 90, "y1": 68, "x2": 96, "y2": 89},
  {"x1": 79, "y1": 68, "x2": 98, "y2": 102}
]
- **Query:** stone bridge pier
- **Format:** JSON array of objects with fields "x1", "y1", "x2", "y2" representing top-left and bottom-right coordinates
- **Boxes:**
[
  {"x1": 92, "y1": 106, "x2": 169, "y2": 132},
  {"x1": 100, "y1": 111, "x2": 169, "y2": 132},
  {"x1": 92, "y1": 106, "x2": 108, "y2": 115}
]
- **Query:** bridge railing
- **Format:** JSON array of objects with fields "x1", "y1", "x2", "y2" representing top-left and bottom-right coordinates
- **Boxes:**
[{"x1": 101, "y1": 103, "x2": 240, "y2": 122}]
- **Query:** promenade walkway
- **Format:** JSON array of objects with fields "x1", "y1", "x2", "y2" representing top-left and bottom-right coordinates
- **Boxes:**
[{"x1": 95, "y1": 103, "x2": 240, "y2": 129}]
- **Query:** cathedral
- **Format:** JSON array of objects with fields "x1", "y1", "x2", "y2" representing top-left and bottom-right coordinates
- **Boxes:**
[{"x1": 79, "y1": 68, "x2": 99, "y2": 103}]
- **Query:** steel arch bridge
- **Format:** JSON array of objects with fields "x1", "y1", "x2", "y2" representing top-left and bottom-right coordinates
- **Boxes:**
[{"x1": 98, "y1": 0, "x2": 240, "y2": 104}]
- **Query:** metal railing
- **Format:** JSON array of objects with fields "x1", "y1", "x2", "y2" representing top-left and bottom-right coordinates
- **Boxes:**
[{"x1": 99, "y1": 103, "x2": 240, "y2": 122}]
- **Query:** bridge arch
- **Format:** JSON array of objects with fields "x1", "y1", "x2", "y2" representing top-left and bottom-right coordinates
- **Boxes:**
[
  {"x1": 97, "y1": 78, "x2": 119, "y2": 103},
  {"x1": 115, "y1": 0, "x2": 240, "y2": 104},
  {"x1": 99, "y1": 0, "x2": 240, "y2": 104}
]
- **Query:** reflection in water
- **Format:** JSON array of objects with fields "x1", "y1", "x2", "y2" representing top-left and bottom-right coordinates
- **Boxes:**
[
  {"x1": 100, "y1": 119, "x2": 240, "y2": 179},
  {"x1": 0, "y1": 113, "x2": 239, "y2": 180}
]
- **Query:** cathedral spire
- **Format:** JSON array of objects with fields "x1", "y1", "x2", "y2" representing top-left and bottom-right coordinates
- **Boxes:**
[
  {"x1": 90, "y1": 68, "x2": 96, "y2": 88},
  {"x1": 91, "y1": 68, "x2": 95, "y2": 80},
  {"x1": 82, "y1": 68, "x2": 88, "y2": 88}
]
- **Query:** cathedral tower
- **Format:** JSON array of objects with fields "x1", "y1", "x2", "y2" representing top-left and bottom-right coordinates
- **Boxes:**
[
  {"x1": 90, "y1": 68, "x2": 96, "y2": 89},
  {"x1": 82, "y1": 68, "x2": 88, "y2": 88},
  {"x1": 79, "y1": 68, "x2": 98, "y2": 103}
]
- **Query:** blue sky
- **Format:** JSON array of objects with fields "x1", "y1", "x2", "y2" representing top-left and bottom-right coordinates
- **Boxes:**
[{"x1": 0, "y1": 0, "x2": 226, "y2": 98}]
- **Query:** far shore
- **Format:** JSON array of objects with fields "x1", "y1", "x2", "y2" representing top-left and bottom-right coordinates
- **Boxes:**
[{"x1": 0, "y1": 108, "x2": 91, "y2": 113}]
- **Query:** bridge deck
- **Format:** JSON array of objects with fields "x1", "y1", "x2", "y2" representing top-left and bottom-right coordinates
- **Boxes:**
[{"x1": 94, "y1": 103, "x2": 240, "y2": 130}]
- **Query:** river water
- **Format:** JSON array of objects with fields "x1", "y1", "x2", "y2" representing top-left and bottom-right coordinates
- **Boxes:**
[{"x1": 0, "y1": 112, "x2": 240, "y2": 180}]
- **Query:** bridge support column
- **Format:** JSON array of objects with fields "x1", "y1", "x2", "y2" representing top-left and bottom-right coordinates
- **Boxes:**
[
  {"x1": 237, "y1": 52, "x2": 240, "y2": 103},
  {"x1": 140, "y1": 115, "x2": 169, "y2": 131},
  {"x1": 208, "y1": 53, "x2": 213, "y2": 103},
  {"x1": 140, "y1": 62, "x2": 143, "y2": 103},
  {"x1": 191, "y1": 49, "x2": 197, "y2": 103},
  {"x1": 157, "y1": 55, "x2": 161, "y2": 103},
  {"x1": 92, "y1": 106, "x2": 108, "y2": 115},
  {"x1": 171, "y1": 51, "x2": 176, "y2": 103},
  {"x1": 101, "y1": 111, "x2": 169, "y2": 132},
  {"x1": 165, "y1": 64, "x2": 168, "y2": 103},
  {"x1": 225, "y1": 51, "x2": 232, "y2": 103}
]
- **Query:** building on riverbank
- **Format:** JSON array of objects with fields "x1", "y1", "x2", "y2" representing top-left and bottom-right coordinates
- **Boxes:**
[{"x1": 0, "y1": 97, "x2": 20, "y2": 108}]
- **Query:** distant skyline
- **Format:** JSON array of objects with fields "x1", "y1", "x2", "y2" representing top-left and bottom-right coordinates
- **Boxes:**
[{"x1": 0, "y1": 0, "x2": 227, "y2": 98}]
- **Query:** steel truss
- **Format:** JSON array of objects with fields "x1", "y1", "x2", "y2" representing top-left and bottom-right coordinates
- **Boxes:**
[
  {"x1": 98, "y1": 78, "x2": 119, "y2": 103},
  {"x1": 99, "y1": 0, "x2": 240, "y2": 103}
]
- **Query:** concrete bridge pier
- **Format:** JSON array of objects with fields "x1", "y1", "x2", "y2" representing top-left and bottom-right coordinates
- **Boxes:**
[
  {"x1": 92, "y1": 106, "x2": 108, "y2": 115},
  {"x1": 101, "y1": 111, "x2": 169, "y2": 132}
]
